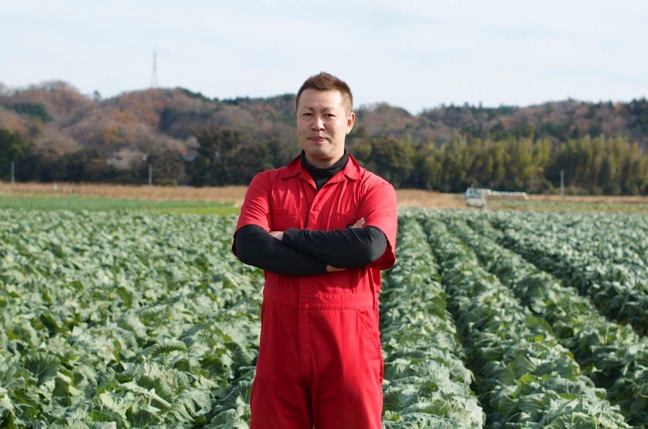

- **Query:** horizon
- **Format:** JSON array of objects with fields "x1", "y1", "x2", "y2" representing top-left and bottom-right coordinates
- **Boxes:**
[{"x1": 2, "y1": 77, "x2": 645, "y2": 114}]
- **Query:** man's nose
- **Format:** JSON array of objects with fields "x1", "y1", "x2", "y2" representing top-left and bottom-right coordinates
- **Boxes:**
[{"x1": 312, "y1": 116, "x2": 324, "y2": 130}]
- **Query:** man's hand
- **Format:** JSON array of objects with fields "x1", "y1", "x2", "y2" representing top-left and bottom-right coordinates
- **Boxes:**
[
  {"x1": 269, "y1": 230, "x2": 284, "y2": 240},
  {"x1": 349, "y1": 217, "x2": 365, "y2": 228}
]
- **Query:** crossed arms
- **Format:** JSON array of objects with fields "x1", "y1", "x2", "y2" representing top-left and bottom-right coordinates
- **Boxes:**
[{"x1": 234, "y1": 218, "x2": 388, "y2": 276}]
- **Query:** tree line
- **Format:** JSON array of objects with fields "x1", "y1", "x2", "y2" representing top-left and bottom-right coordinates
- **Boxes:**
[
  {"x1": 1, "y1": 82, "x2": 648, "y2": 195},
  {"x1": 3, "y1": 126, "x2": 647, "y2": 195},
  {"x1": 351, "y1": 133, "x2": 647, "y2": 195}
]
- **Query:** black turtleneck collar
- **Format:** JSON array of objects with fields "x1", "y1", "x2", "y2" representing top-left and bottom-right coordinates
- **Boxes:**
[{"x1": 300, "y1": 151, "x2": 349, "y2": 190}]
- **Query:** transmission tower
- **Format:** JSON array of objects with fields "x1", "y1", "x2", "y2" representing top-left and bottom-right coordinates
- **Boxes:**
[{"x1": 151, "y1": 49, "x2": 159, "y2": 88}]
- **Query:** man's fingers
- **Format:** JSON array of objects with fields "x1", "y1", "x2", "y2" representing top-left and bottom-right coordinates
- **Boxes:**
[
  {"x1": 326, "y1": 265, "x2": 347, "y2": 272},
  {"x1": 351, "y1": 218, "x2": 365, "y2": 228}
]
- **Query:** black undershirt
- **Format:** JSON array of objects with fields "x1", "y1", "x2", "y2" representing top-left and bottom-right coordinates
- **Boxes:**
[
  {"x1": 302, "y1": 150, "x2": 349, "y2": 190},
  {"x1": 234, "y1": 151, "x2": 389, "y2": 276}
]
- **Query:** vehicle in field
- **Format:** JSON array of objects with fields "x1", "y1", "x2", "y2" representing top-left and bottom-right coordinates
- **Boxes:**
[{"x1": 464, "y1": 187, "x2": 529, "y2": 207}]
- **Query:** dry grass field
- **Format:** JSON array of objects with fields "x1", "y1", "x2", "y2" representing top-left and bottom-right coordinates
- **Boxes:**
[
  {"x1": 0, "y1": 183, "x2": 468, "y2": 208},
  {"x1": 0, "y1": 183, "x2": 250, "y2": 204},
  {"x1": 2, "y1": 182, "x2": 648, "y2": 211}
]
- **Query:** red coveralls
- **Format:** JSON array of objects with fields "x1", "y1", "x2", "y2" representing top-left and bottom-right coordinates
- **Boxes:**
[{"x1": 234, "y1": 154, "x2": 397, "y2": 429}]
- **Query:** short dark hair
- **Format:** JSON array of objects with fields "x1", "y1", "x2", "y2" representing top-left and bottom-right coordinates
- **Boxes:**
[{"x1": 296, "y1": 72, "x2": 353, "y2": 111}]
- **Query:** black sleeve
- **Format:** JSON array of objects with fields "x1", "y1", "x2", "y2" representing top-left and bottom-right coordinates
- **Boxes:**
[
  {"x1": 234, "y1": 225, "x2": 327, "y2": 276},
  {"x1": 282, "y1": 226, "x2": 388, "y2": 268}
]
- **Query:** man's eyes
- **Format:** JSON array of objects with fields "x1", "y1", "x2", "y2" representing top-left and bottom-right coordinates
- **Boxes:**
[{"x1": 302, "y1": 112, "x2": 335, "y2": 118}]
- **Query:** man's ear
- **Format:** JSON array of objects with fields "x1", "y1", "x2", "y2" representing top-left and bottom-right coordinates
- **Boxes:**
[{"x1": 346, "y1": 112, "x2": 356, "y2": 135}]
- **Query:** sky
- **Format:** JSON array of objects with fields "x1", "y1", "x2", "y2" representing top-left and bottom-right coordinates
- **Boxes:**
[{"x1": 1, "y1": 0, "x2": 647, "y2": 114}]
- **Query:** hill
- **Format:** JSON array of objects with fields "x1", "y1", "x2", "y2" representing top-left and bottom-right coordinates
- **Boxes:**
[{"x1": 1, "y1": 80, "x2": 648, "y2": 194}]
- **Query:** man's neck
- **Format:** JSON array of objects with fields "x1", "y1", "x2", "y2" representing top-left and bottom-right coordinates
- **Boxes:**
[{"x1": 301, "y1": 151, "x2": 349, "y2": 190}]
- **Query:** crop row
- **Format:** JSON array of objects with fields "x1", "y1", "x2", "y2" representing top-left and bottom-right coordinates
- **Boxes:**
[
  {"x1": 420, "y1": 213, "x2": 631, "y2": 428},
  {"x1": 380, "y1": 214, "x2": 484, "y2": 428},
  {"x1": 487, "y1": 211, "x2": 648, "y2": 335},
  {"x1": 536, "y1": 212, "x2": 648, "y2": 267},
  {"x1": 444, "y1": 212, "x2": 648, "y2": 426}
]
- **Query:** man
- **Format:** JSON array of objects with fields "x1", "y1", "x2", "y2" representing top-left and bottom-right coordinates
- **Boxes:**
[{"x1": 232, "y1": 72, "x2": 397, "y2": 428}]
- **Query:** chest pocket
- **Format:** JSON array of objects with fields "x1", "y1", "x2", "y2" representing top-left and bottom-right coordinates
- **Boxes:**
[{"x1": 271, "y1": 208, "x2": 300, "y2": 231}]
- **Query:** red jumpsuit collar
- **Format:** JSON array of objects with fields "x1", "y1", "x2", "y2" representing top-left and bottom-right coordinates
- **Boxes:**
[{"x1": 280, "y1": 152, "x2": 363, "y2": 182}]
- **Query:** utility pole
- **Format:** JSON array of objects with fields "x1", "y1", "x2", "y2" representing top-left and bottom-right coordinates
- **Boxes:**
[
  {"x1": 148, "y1": 163, "x2": 153, "y2": 186},
  {"x1": 151, "y1": 49, "x2": 159, "y2": 88},
  {"x1": 560, "y1": 169, "x2": 564, "y2": 196},
  {"x1": 10, "y1": 161, "x2": 15, "y2": 184}
]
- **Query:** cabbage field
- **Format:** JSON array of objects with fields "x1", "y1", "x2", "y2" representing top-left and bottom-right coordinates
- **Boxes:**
[{"x1": 1, "y1": 208, "x2": 647, "y2": 428}]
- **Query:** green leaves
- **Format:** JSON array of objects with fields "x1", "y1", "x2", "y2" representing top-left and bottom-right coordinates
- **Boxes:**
[
  {"x1": 381, "y1": 214, "x2": 484, "y2": 428},
  {"x1": 422, "y1": 213, "x2": 631, "y2": 428},
  {"x1": 490, "y1": 210, "x2": 648, "y2": 335},
  {"x1": 22, "y1": 353, "x2": 60, "y2": 386},
  {"x1": 0, "y1": 211, "x2": 260, "y2": 427},
  {"x1": 447, "y1": 212, "x2": 648, "y2": 426},
  {"x1": 2, "y1": 208, "x2": 645, "y2": 428}
]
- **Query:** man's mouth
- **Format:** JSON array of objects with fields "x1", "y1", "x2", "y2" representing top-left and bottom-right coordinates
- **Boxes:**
[{"x1": 310, "y1": 135, "x2": 328, "y2": 143}]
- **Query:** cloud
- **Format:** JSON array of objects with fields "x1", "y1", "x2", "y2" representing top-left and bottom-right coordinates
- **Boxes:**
[{"x1": 1, "y1": 0, "x2": 647, "y2": 113}]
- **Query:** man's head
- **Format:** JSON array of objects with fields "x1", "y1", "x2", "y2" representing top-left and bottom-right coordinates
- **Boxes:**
[{"x1": 296, "y1": 72, "x2": 356, "y2": 168}]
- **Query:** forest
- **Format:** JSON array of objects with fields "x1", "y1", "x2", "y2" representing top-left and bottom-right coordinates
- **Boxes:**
[{"x1": 1, "y1": 80, "x2": 648, "y2": 195}]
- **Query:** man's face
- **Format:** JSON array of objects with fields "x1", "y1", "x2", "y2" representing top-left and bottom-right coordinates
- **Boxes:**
[{"x1": 296, "y1": 89, "x2": 355, "y2": 168}]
